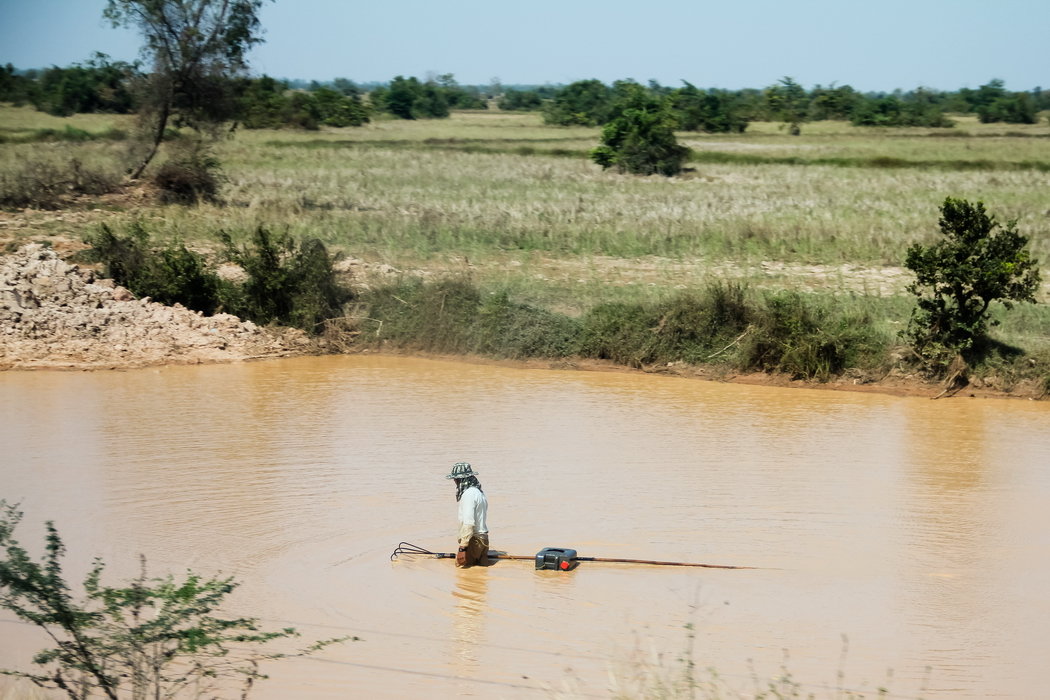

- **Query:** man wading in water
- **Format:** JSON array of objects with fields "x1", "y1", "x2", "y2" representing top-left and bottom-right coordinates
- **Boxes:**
[{"x1": 447, "y1": 462, "x2": 489, "y2": 567}]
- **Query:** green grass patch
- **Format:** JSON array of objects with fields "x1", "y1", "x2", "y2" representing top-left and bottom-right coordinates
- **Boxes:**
[
  {"x1": 359, "y1": 277, "x2": 897, "y2": 381},
  {"x1": 362, "y1": 277, "x2": 579, "y2": 358}
]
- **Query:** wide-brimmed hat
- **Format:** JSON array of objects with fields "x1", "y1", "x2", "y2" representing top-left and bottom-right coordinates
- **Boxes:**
[{"x1": 445, "y1": 461, "x2": 478, "y2": 479}]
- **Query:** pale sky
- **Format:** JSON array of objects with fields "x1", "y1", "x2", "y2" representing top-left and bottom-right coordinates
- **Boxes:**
[{"x1": 0, "y1": 0, "x2": 1046, "y2": 92}]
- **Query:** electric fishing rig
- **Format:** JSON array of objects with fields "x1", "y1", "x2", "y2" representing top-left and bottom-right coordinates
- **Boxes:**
[{"x1": 389, "y1": 542, "x2": 759, "y2": 571}]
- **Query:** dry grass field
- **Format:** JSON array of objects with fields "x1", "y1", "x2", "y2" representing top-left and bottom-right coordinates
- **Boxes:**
[{"x1": 2, "y1": 105, "x2": 1048, "y2": 361}]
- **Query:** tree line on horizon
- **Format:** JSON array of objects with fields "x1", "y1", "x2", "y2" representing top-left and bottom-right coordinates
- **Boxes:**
[{"x1": 1, "y1": 57, "x2": 1045, "y2": 131}]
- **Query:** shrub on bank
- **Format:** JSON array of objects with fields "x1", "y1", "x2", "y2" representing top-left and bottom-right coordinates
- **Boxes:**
[
  {"x1": 84, "y1": 222, "x2": 352, "y2": 334},
  {"x1": 474, "y1": 289, "x2": 580, "y2": 358},
  {"x1": 577, "y1": 283, "x2": 752, "y2": 367},
  {"x1": 85, "y1": 222, "x2": 226, "y2": 314},
  {"x1": 222, "y1": 226, "x2": 354, "y2": 333},
  {"x1": 741, "y1": 292, "x2": 887, "y2": 380}
]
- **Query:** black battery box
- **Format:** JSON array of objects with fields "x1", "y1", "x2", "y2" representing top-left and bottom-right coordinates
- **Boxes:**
[{"x1": 535, "y1": 547, "x2": 577, "y2": 571}]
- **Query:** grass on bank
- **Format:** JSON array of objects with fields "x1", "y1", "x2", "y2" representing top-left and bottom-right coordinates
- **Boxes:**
[
  {"x1": 83, "y1": 217, "x2": 1050, "y2": 393},
  {"x1": 357, "y1": 274, "x2": 1050, "y2": 389}
]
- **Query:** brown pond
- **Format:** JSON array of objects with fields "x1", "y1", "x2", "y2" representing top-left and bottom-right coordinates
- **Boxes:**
[{"x1": 1, "y1": 355, "x2": 1049, "y2": 699}]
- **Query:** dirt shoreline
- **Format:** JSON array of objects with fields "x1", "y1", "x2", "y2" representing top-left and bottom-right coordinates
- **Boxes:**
[
  {"x1": 1, "y1": 244, "x2": 1044, "y2": 401},
  {"x1": 357, "y1": 348, "x2": 1047, "y2": 401}
]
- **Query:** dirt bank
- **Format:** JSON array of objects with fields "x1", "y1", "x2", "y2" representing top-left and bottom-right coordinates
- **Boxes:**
[
  {"x1": 1, "y1": 245, "x2": 1044, "y2": 401},
  {"x1": 0, "y1": 244, "x2": 313, "y2": 370}
]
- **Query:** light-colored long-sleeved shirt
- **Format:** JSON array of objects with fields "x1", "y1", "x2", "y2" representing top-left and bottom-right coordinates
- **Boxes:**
[{"x1": 457, "y1": 486, "x2": 489, "y2": 545}]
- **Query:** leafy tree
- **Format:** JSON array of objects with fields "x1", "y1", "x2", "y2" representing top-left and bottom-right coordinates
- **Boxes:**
[
  {"x1": 978, "y1": 91, "x2": 1037, "y2": 124},
  {"x1": 900, "y1": 87, "x2": 954, "y2": 127},
  {"x1": 32, "y1": 53, "x2": 137, "y2": 117},
  {"x1": 104, "y1": 0, "x2": 271, "y2": 178},
  {"x1": 850, "y1": 95, "x2": 904, "y2": 126},
  {"x1": 970, "y1": 78, "x2": 1006, "y2": 113},
  {"x1": 378, "y1": 75, "x2": 450, "y2": 119},
  {"x1": 808, "y1": 83, "x2": 860, "y2": 121},
  {"x1": 413, "y1": 80, "x2": 451, "y2": 118},
  {"x1": 330, "y1": 77, "x2": 360, "y2": 96},
  {"x1": 765, "y1": 76, "x2": 808, "y2": 134},
  {"x1": 236, "y1": 74, "x2": 291, "y2": 128},
  {"x1": 590, "y1": 84, "x2": 690, "y2": 176},
  {"x1": 497, "y1": 88, "x2": 543, "y2": 111},
  {"x1": 671, "y1": 81, "x2": 748, "y2": 133},
  {"x1": 433, "y1": 73, "x2": 487, "y2": 110},
  {"x1": 1033, "y1": 86, "x2": 1050, "y2": 112},
  {"x1": 903, "y1": 197, "x2": 1042, "y2": 367},
  {"x1": 542, "y1": 79, "x2": 613, "y2": 126},
  {"x1": 0, "y1": 63, "x2": 38, "y2": 105},
  {"x1": 0, "y1": 501, "x2": 348, "y2": 700},
  {"x1": 308, "y1": 86, "x2": 370, "y2": 127},
  {"x1": 850, "y1": 89, "x2": 953, "y2": 128}
]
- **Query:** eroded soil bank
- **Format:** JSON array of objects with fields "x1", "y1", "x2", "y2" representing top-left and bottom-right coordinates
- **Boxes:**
[{"x1": 0, "y1": 244, "x2": 312, "y2": 370}]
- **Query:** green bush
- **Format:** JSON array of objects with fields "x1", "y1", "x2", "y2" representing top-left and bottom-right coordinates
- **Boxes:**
[
  {"x1": 311, "y1": 86, "x2": 371, "y2": 127},
  {"x1": 472, "y1": 290, "x2": 578, "y2": 358},
  {"x1": 84, "y1": 222, "x2": 352, "y2": 333},
  {"x1": 903, "y1": 197, "x2": 1042, "y2": 371},
  {"x1": 591, "y1": 84, "x2": 690, "y2": 176},
  {"x1": 362, "y1": 279, "x2": 577, "y2": 358},
  {"x1": 222, "y1": 226, "x2": 353, "y2": 333},
  {"x1": 850, "y1": 94, "x2": 954, "y2": 128},
  {"x1": 577, "y1": 283, "x2": 752, "y2": 367},
  {"x1": 84, "y1": 222, "x2": 225, "y2": 314},
  {"x1": 497, "y1": 89, "x2": 543, "y2": 111},
  {"x1": 576, "y1": 301, "x2": 661, "y2": 367},
  {"x1": 374, "y1": 76, "x2": 450, "y2": 119},
  {"x1": 739, "y1": 292, "x2": 886, "y2": 380},
  {"x1": 359, "y1": 277, "x2": 895, "y2": 382},
  {"x1": 30, "y1": 53, "x2": 137, "y2": 116},
  {"x1": 153, "y1": 145, "x2": 224, "y2": 205}
]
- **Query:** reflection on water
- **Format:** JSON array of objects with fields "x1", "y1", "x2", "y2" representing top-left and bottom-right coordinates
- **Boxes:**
[
  {"x1": 1, "y1": 355, "x2": 1049, "y2": 699},
  {"x1": 451, "y1": 566, "x2": 488, "y2": 670}
]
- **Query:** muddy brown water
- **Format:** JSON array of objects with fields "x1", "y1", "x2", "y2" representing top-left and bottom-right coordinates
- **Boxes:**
[{"x1": 1, "y1": 355, "x2": 1048, "y2": 699}]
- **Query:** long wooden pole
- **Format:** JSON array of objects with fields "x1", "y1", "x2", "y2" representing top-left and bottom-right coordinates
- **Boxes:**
[
  {"x1": 426, "y1": 551, "x2": 759, "y2": 570},
  {"x1": 389, "y1": 543, "x2": 766, "y2": 570},
  {"x1": 573, "y1": 555, "x2": 758, "y2": 570}
]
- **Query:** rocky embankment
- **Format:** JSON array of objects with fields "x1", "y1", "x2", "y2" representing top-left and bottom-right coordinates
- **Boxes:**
[{"x1": 0, "y1": 244, "x2": 312, "y2": 370}]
